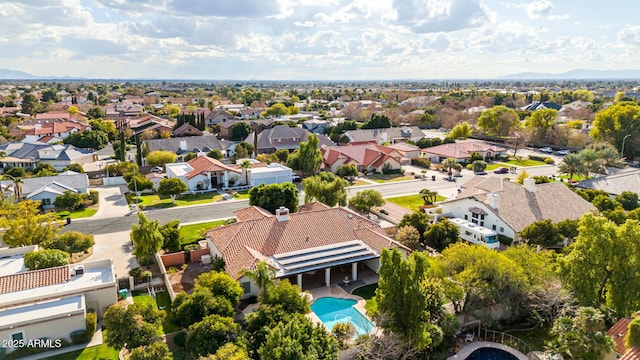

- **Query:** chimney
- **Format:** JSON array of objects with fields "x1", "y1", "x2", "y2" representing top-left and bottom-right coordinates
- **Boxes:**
[
  {"x1": 276, "y1": 206, "x2": 290, "y2": 222},
  {"x1": 179, "y1": 140, "x2": 187, "y2": 151},
  {"x1": 486, "y1": 193, "x2": 499, "y2": 209},
  {"x1": 524, "y1": 177, "x2": 535, "y2": 192}
]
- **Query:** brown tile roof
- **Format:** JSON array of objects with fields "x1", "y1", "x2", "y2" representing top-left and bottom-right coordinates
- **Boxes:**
[
  {"x1": 621, "y1": 348, "x2": 640, "y2": 360},
  {"x1": 0, "y1": 265, "x2": 70, "y2": 294},
  {"x1": 234, "y1": 206, "x2": 273, "y2": 221},
  {"x1": 423, "y1": 140, "x2": 507, "y2": 160},
  {"x1": 185, "y1": 155, "x2": 240, "y2": 179},
  {"x1": 298, "y1": 202, "x2": 331, "y2": 212},
  {"x1": 608, "y1": 318, "x2": 633, "y2": 354},
  {"x1": 322, "y1": 144, "x2": 402, "y2": 168},
  {"x1": 450, "y1": 176, "x2": 596, "y2": 233},
  {"x1": 207, "y1": 206, "x2": 409, "y2": 278}
]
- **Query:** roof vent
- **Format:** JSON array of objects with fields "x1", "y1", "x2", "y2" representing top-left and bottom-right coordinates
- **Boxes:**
[{"x1": 74, "y1": 265, "x2": 85, "y2": 276}]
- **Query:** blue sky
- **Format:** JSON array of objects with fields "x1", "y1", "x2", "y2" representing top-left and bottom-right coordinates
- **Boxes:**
[{"x1": 0, "y1": 0, "x2": 638, "y2": 80}]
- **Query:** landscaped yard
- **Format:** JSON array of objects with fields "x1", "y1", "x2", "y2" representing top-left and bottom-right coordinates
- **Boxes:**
[
  {"x1": 504, "y1": 159, "x2": 547, "y2": 167},
  {"x1": 386, "y1": 193, "x2": 446, "y2": 212},
  {"x1": 506, "y1": 325, "x2": 552, "y2": 351},
  {"x1": 350, "y1": 180, "x2": 371, "y2": 186},
  {"x1": 370, "y1": 174, "x2": 414, "y2": 183},
  {"x1": 179, "y1": 219, "x2": 227, "y2": 244},
  {"x1": 134, "y1": 192, "x2": 224, "y2": 209},
  {"x1": 352, "y1": 283, "x2": 378, "y2": 316},
  {"x1": 42, "y1": 343, "x2": 118, "y2": 360},
  {"x1": 558, "y1": 173, "x2": 587, "y2": 182},
  {"x1": 55, "y1": 207, "x2": 98, "y2": 219},
  {"x1": 132, "y1": 290, "x2": 181, "y2": 334}
]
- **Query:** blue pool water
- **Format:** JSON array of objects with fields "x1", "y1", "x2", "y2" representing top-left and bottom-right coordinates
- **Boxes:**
[
  {"x1": 465, "y1": 348, "x2": 519, "y2": 360},
  {"x1": 310, "y1": 297, "x2": 375, "y2": 336}
]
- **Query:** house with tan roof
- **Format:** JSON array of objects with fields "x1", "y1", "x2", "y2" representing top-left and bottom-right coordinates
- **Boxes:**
[
  {"x1": 343, "y1": 126, "x2": 423, "y2": 145},
  {"x1": 245, "y1": 125, "x2": 335, "y2": 154},
  {"x1": 0, "y1": 246, "x2": 117, "y2": 355},
  {"x1": 440, "y1": 176, "x2": 596, "y2": 242},
  {"x1": 205, "y1": 204, "x2": 410, "y2": 298},
  {"x1": 422, "y1": 139, "x2": 508, "y2": 163},
  {"x1": 125, "y1": 115, "x2": 174, "y2": 137},
  {"x1": 605, "y1": 317, "x2": 640, "y2": 360},
  {"x1": 321, "y1": 144, "x2": 403, "y2": 174},
  {"x1": 205, "y1": 109, "x2": 237, "y2": 126}
]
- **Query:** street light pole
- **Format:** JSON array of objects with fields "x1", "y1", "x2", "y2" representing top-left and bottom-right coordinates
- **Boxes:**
[{"x1": 621, "y1": 134, "x2": 631, "y2": 159}]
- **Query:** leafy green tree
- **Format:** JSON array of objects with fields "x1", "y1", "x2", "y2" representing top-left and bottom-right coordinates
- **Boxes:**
[
  {"x1": 274, "y1": 149, "x2": 290, "y2": 163},
  {"x1": 395, "y1": 225, "x2": 420, "y2": 250},
  {"x1": 62, "y1": 163, "x2": 85, "y2": 173},
  {"x1": 248, "y1": 183, "x2": 299, "y2": 213},
  {"x1": 520, "y1": 219, "x2": 563, "y2": 247},
  {"x1": 63, "y1": 130, "x2": 109, "y2": 150},
  {"x1": 145, "y1": 150, "x2": 177, "y2": 166},
  {"x1": 591, "y1": 101, "x2": 640, "y2": 159},
  {"x1": 349, "y1": 189, "x2": 384, "y2": 214},
  {"x1": 262, "y1": 280, "x2": 310, "y2": 314},
  {"x1": 419, "y1": 188, "x2": 438, "y2": 205},
  {"x1": 561, "y1": 214, "x2": 640, "y2": 315},
  {"x1": 302, "y1": 172, "x2": 349, "y2": 206},
  {"x1": 244, "y1": 306, "x2": 291, "y2": 356},
  {"x1": 231, "y1": 122, "x2": 251, "y2": 141},
  {"x1": 158, "y1": 178, "x2": 187, "y2": 202},
  {"x1": 626, "y1": 317, "x2": 640, "y2": 349},
  {"x1": 449, "y1": 121, "x2": 472, "y2": 139},
  {"x1": 557, "y1": 218, "x2": 579, "y2": 240},
  {"x1": 195, "y1": 271, "x2": 244, "y2": 306},
  {"x1": 234, "y1": 143, "x2": 249, "y2": 159},
  {"x1": 398, "y1": 210, "x2": 431, "y2": 243},
  {"x1": 159, "y1": 220, "x2": 181, "y2": 253},
  {"x1": 33, "y1": 163, "x2": 57, "y2": 177},
  {"x1": 615, "y1": 191, "x2": 639, "y2": 211},
  {"x1": 524, "y1": 108, "x2": 557, "y2": 142},
  {"x1": 258, "y1": 314, "x2": 339, "y2": 360},
  {"x1": 124, "y1": 172, "x2": 153, "y2": 195},
  {"x1": 423, "y1": 218, "x2": 459, "y2": 252},
  {"x1": 472, "y1": 160, "x2": 487, "y2": 173},
  {"x1": 183, "y1": 152, "x2": 197, "y2": 162},
  {"x1": 103, "y1": 302, "x2": 164, "y2": 351},
  {"x1": 24, "y1": 249, "x2": 69, "y2": 270},
  {"x1": 87, "y1": 107, "x2": 105, "y2": 120},
  {"x1": 331, "y1": 322, "x2": 355, "y2": 350},
  {"x1": 171, "y1": 288, "x2": 235, "y2": 328},
  {"x1": 477, "y1": 105, "x2": 520, "y2": 137},
  {"x1": 239, "y1": 260, "x2": 275, "y2": 300},
  {"x1": 41, "y1": 89, "x2": 59, "y2": 103},
  {"x1": 44, "y1": 231, "x2": 94, "y2": 254},
  {"x1": 361, "y1": 113, "x2": 391, "y2": 129},
  {"x1": 0, "y1": 200, "x2": 60, "y2": 246},
  {"x1": 54, "y1": 190, "x2": 83, "y2": 211},
  {"x1": 336, "y1": 163, "x2": 358, "y2": 178},
  {"x1": 106, "y1": 161, "x2": 138, "y2": 177},
  {"x1": 592, "y1": 194, "x2": 617, "y2": 212},
  {"x1": 262, "y1": 103, "x2": 289, "y2": 117},
  {"x1": 130, "y1": 213, "x2": 164, "y2": 267},
  {"x1": 21, "y1": 93, "x2": 43, "y2": 115},
  {"x1": 287, "y1": 134, "x2": 323, "y2": 176},
  {"x1": 209, "y1": 343, "x2": 250, "y2": 360},
  {"x1": 375, "y1": 249, "x2": 441, "y2": 351},
  {"x1": 548, "y1": 307, "x2": 614, "y2": 360},
  {"x1": 128, "y1": 341, "x2": 172, "y2": 360},
  {"x1": 558, "y1": 153, "x2": 585, "y2": 182},
  {"x1": 185, "y1": 315, "x2": 241, "y2": 358},
  {"x1": 207, "y1": 149, "x2": 224, "y2": 160}
]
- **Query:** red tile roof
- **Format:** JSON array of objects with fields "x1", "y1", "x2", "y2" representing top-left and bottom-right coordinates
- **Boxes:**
[
  {"x1": 423, "y1": 139, "x2": 508, "y2": 159},
  {"x1": 621, "y1": 348, "x2": 640, "y2": 360},
  {"x1": 0, "y1": 266, "x2": 70, "y2": 294},
  {"x1": 234, "y1": 206, "x2": 273, "y2": 221},
  {"x1": 207, "y1": 205, "x2": 409, "y2": 278},
  {"x1": 185, "y1": 155, "x2": 240, "y2": 179},
  {"x1": 322, "y1": 144, "x2": 402, "y2": 167}
]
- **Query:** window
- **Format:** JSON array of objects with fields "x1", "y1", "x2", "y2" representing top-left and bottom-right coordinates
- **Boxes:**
[
  {"x1": 500, "y1": 227, "x2": 504, "y2": 233},
  {"x1": 11, "y1": 332, "x2": 24, "y2": 341},
  {"x1": 241, "y1": 282, "x2": 251, "y2": 294},
  {"x1": 42, "y1": 198, "x2": 51, "y2": 206},
  {"x1": 480, "y1": 215, "x2": 485, "y2": 220},
  {"x1": 472, "y1": 219, "x2": 478, "y2": 224},
  {"x1": 464, "y1": 215, "x2": 468, "y2": 220},
  {"x1": 471, "y1": 213, "x2": 479, "y2": 219},
  {"x1": 492, "y1": 225, "x2": 496, "y2": 230},
  {"x1": 480, "y1": 221, "x2": 484, "y2": 227}
]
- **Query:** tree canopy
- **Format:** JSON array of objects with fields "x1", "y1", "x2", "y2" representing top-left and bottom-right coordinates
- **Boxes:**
[
  {"x1": 248, "y1": 182, "x2": 299, "y2": 213},
  {"x1": 158, "y1": 178, "x2": 187, "y2": 202},
  {"x1": 130, "y1": 213, "x2": 164, "y2": 267},
  {"x1": 348, "y1": 189, "x2": 384, "y2": 214},
  {"x1": 24, "y1": 249, "x2": 69, "y2": 270},
  {"x1": 103, "y1": 302, "x2": 164, "y2": 350},
  {"x1": 186, "y1": 314, "x2": 242, "y2": 358},
  {"x1": 302, "y1": 172, "x2": 349, "y2": 207},
  {"x1": 0, "y1": 200, "x2": 60, "y2": 247},
  {"x1": 145, "y1": 150, "x2": 177, "y2": 166},
  {"x1": 63, "y1": 130, "x2": 109, "y2": 150},
  {"x1": 286, "y1": 134, "x2": 322, "y2": 176},
  {"x1": 478, "y1": 105, "x2": 520, "y2": 137},
  {"x1": 591, "y1": 101, "x2": 640, "y2": 159}
]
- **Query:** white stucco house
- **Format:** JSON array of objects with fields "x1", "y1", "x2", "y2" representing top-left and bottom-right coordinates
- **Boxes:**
[
  {"x1": 0, "y1": 170, "x2": 89, "y2": 208},
  {"x1": 0, "y1": 246, "x2": 117, "y2": 355}
]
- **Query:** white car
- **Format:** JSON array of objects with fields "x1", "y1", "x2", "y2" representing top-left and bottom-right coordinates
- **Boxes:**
[
  {"x1": 556, "y1": 149, "x2": 569, "y2": 156},
  {"x1": 539, "y1": 147, "x2": 553, "y2": 153}
]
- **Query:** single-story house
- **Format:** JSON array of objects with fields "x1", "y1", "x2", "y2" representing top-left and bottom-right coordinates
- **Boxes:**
[
  {"x1": 605, "y1": 317, "x2": 640, "y2": 360},
  {"x1": 245, "y1": 125, "x2": 335, "y2": 154},
  {"x1": 301, "y1": 119, "x2": 330, "y2": 134},
  {"x1": 343, "y1": 126, "x2": 424, "y2": 144},
  {"x1": 574, "y1": 168, "x2": 640, "y2": 198},
  {"x1": 0, "y1": 142, "x2": 96, "y2": 171},
  {"x1": 143, "y1": 136, "x2": 237, "y2": 159},
  {"x1": 386, "y1": 142, "x2": 422, "y2": 161},
  {"x1": 321, "y1": 144, "x2": 403, "y2": 174},
  {"x1": 12, "y1": 119, "x2": 87, "y2": 142},
  {"x1": 422, "y1": 139, "x2": 508, "y2": 163},
  {"x1": 204, "y1": 109, "x2": 237, "y2": 126},
  {"x1": 440, "y1": 176, "x2": 596, "y2": 242},
  {"x1": 126, "y1": 115, "x2": 174, "y2": 137},
  {"x1": 0, "y1": 246, "x2": 117, "y2": 355},
  {"x1": 0, "y1": 170, "x2": 90, "y2": 207},
  {"x1": 205, "y1": 203, "x2": 410, "y2": 298}
]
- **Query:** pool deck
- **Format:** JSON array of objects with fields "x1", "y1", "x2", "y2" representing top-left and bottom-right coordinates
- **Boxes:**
[
  {"x1": 306, "y1": 285, "x2": 380, "y2": 335},
  {"x1": 447, "y1": 341, "x2": 528, "y2": 360}
]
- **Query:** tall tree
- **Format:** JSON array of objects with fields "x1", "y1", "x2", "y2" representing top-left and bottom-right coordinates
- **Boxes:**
[
  {"x1": 591, "y1": 101, "x2": 640, "y2": 159},
  {"x1": 239, "y1": 260, "x2": 275, "y2": 300},
  {"x1": 477, "y1": 105, "x2": 520, "y2": 137},
  {"x1": 258, "y1": 314, "x2": 339, "y2": 360},
  {"x1": 558, "y1": 153, "x2": 585, "y2": 182},
  {"x1": 348, "y1": 189, "x2": 385, "y2": 214},
  {"x1": 548, "y1": 307, "x2": 614, "y2": 360},
  {"x1": 248, "y1": 183, "x2": 299, "y2": 213},
  {"x1": 302, "y1": 172, "x2": 349, "y2": 206},
  {"x1": 524, "y1": 108, "x2": 557, "y2": 142},
  {"x1": 578, "y1": 148, "x2": 604, "y2": 179},
  {"x1": 103, "y1": 302, "x2": 164, "y2": 351},
  {"x1": 130, "y1": 213, "x2": 164, "y2": 268},
  {"x1": 186, "y1": 315, "x2": 242, "y2": 358},
  {"x1": 448, "y1": 121, "x2": 472, "y2": 139},
  {"x1": 395, "y1": 225, "x2": 420, "y2": 250},
  {"x1": 231, "y1": 122, "x2": 251, "y2": 141},
  {"x1": 158, "y1": 178, "x2": 187, "y2": 202},
  {"x1": 240, "y1": 159, "x2": 252, "y2": 186},
  {"x1": 0, "y1": 200, "x2": 60, "y2": 247},
  {"x1": 423, "y1": 219, "x2": 459, "y2": 252},
  {"x1": 287, "y1": 134, "x2": 322, "y2": 176}
]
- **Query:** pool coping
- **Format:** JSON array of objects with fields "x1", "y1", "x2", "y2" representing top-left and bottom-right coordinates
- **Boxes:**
[
  {"x1": 446, "y1": 341, "x2": 528, "y2": 360},
  {"x1": 306, "y1": 285, "x2": 380, "y2": 336}
]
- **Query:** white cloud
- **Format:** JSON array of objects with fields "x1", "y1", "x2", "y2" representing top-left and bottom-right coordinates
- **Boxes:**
[
  {"x1": 618, "y1": 26, "x2": 640, "y2": 47},
  {"x1": 393, "y1": 0, "x2": 491, "y2": 33},
  {"x1": 516, "y1": 0, "x2": 555, "y2": 19}
]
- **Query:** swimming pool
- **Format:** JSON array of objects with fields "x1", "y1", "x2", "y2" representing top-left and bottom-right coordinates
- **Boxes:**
[
  {"x1": 310, "y1": 297, "x2": 375, "y2": 336},
  {"x1": 465, "y1": 347, "x2": 519, "y2": 360}
]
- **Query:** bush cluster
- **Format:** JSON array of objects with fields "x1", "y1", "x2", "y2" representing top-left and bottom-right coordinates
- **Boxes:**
[{"x1": 411, "y1": 158, "x2": 431, "y2": 169}]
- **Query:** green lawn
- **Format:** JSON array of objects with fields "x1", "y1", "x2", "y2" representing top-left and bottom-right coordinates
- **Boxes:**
[
  {"x1": 179, "y1": 220, "x2": 227, "y2": 244},
  {"x1": 558, "y1": 173, "x2": 587, "y2": 182},
  {"x1": 134, "y1": 192, "x2": 224, "y2": 209},
  {"x1": 351, "y1": 180, "x2": 371, "y2": 186},
  {"x1": 506, "y1": 325, "x2": 552, "y2": 352},
  {"x1": 504, "y1": 159, "x2": 547, "y2": 167},
  {"x1": 386, "y1": 194, "x2": 446, "y2": 212},
  {"x1": 132, "y1": 291, "x2": 181, "y2": 334},
  {"x1": 352, "y1": 283, "x2": 378, "y2": 316},
  {"x1": 485, "y1": 163, "x2": 503, "y2": 171},
  {"x1": 42, "y1": 343, "x2": 118, "y2": 360},
  {"x1": 231, "y1": 190, "x2": 250, "y2": 200},
  {"x1": 55, "y1": 208, "x2": 98, "y2": 219},
  {"x1": 371, "y1": 174, "x2": 414, "y2": 183}
]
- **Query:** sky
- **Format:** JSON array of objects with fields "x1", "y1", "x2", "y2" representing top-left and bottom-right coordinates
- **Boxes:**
[{"x1": 0, "y1": 0, "x2": 639, "y2": 80}]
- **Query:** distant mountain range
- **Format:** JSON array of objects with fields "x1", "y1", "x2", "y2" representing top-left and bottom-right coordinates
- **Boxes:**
[
  {"x1": 499, "y1": 69, "x2": 640, "y2": 80},
  {"x1": 0, "y1": 68, "x2": 85, "y2": 80}
]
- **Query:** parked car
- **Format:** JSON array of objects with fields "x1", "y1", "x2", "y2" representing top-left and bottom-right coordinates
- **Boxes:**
[
  {"x1": 151, "y1": 166, "x2": 164, "y2": 173},
  {"x1": 539, "y1": 147, "x2": 553, "y2": 153},
  {"x1": 556, "y1": 149, "x2": 569, "y2": 155},
  {"x1": 493, "y1": 167, "x2": 509, "y2": 174},
  {"x1": 291, "y1": 175, "x2": 302, "y2": 182}
]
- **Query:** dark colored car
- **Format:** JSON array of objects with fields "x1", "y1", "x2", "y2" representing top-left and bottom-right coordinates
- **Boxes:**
[{"x1": 493, "y1": 167, "x2": 509, "y2": 174}]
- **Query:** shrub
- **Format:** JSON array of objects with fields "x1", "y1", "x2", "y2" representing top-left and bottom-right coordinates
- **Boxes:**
[
  {"x1": 498, "y1": 234, "x2": 513, "y2": 246},
  {"x1": 70, "y1": 329, "x2": 87, "y2": 344},
  {"x1": 173, "y1": 331, "x2": 187, "y2": 347},
  {"x1": 184, "y1": 244, "x2": 199, "y2": 251},
  {"x1": 129, "y1": 267, "x2": 142, "y2": 277},
  {"x1": 528, "y1": 154, "x2": 547, "y2": 162},
  {"x1": 89, "y1": 190, "x2": 99, "y2": 204},
  {"x1": 224, "y1": 218, "x2": 237, "y2": 225},
  {"x1": 411, "y1": 158, "x2": 431, "y2": 169},
  {"x1": 85, "y1": 312, "x2": 97, "y2": 341},
  {"x1": 380, "y1": 209, "x2": 389, "y2": 215},
  {"x1": 544, "y1": 157, "x2": 555, "y2": 164}
]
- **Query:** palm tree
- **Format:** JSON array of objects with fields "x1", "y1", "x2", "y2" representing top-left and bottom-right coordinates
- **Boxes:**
[
  {"x1": 240, "y1": 159, "x2": 252, "y2": 186},
  {"x1": 239, "y1": 260, "x2": 275, "y2": 300},
  {"x1": 596, "y1": 145, "x2": 623, "y2": 168},
  {"x1": 579, "y1": 148, "x2": 604, "y2": 180},
  {"x1": 558, "y1": 153, "x2": 585, "y2": 183},
  {"x1": 442, "y1": 158, "x2": 458, "y2": 180},
  {"x1": 419, "y1": 188, "x2": 438, "y2": 205}
]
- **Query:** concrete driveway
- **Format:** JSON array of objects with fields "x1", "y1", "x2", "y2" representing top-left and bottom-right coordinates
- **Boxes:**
[
  {"x1": 92, "y1": 185, "x2": 130, "y2": 219},
  {"x1": 86, "y1": 230, "x2": 138, "y2": 279}
]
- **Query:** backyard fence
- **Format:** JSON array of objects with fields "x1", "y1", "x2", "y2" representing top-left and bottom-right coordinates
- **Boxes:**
[{"x1": 477, "y1": 328, "x2": 534, "y2": 359}]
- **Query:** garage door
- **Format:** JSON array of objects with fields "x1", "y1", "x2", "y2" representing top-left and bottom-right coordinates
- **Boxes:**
[{"x1": 254, "y1": 177, "x2": 276, "y2": 186}]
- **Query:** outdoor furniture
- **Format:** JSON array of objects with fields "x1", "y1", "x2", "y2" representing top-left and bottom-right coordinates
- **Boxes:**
[
  {"x1": 343, "y1": 276, "x2": 351, "y2": 287},
  {"x1": 465, "y1": 333, "x2": 474, "y2": 342}
]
